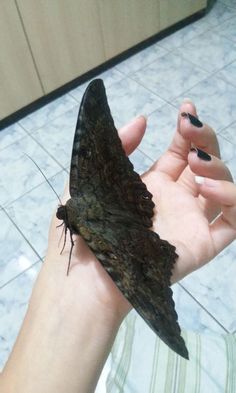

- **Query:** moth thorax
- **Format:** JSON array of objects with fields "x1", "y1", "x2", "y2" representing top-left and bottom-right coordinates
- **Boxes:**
[{"x1": 56, "y1": 205, "x2": 67, "y2": 221}]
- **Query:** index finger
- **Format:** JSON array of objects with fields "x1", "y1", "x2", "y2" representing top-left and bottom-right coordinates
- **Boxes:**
[
  {"x1": 154, "y1": 100, "x2": 197, "y2": 180},
  {"x1": 154, "y1": 101, "x2": 220, "y2": 180}
]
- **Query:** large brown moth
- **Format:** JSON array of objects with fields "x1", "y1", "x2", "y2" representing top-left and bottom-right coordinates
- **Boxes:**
[{"x1": 56, "y1": 79, "x2": 189, "y2": 359}]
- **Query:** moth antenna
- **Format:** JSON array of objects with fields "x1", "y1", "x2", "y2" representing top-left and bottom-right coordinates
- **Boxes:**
[{"x1": 25, "y1": 153, "x2": 63, "y2": 205}]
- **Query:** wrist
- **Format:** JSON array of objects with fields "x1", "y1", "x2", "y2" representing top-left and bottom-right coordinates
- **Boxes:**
[
  {"x1": 2, "y1": 255, "x2": 125, "y2": 393},
  {"x1": 45, "y1": 215, "x2": 132, "y2": 320},
  {"x1": 32, "y1": 252, "x2": 129, "y2": 328}
]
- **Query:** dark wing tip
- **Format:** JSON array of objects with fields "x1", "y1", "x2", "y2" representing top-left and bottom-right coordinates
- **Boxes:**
[
  {"x1": 181, "y1": 345, "x2": 189, "y2": 360},
  {"x1": 172, "y1": 335, "x2": 189, "y2": 360},
  {"x1": 86, "y1": 78, "x2": 105, "y2": 93},
  {"x1": 75, "y1": 78, "x2": 109, "y2": 130},
  {"x1": 146, "y1": 313, "x2": 189, "y2": 360},
  {"x1": 83, "y1": 79, "x2": 106, "y2": 106}
]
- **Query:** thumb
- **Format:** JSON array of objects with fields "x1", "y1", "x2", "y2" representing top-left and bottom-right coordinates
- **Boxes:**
[
  {"x1": 118, "y1": 116, "x2": 147, "y2": 156},
  {"x1": 52, "y1": 115, "x2": 148, "y2": 225}
]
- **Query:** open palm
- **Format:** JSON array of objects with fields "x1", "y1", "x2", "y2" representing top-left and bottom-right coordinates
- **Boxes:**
[
  {"x1": 144, "y1": 167, "x2": 216, "y2": 284},
  {"x1": 142, "y1": 101, "x2": 234, "y2": 284},
  {"x1": 142, "y1": 102, "x2": 234, "y2": 284},
  {"x1": 46, "y1": 100, "x2": 235, "y2": 318}
]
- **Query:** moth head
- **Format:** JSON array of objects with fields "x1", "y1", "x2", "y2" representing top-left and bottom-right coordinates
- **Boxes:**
[{"x1": 56, "y1": 205, "x2": 67, "y2": 221}]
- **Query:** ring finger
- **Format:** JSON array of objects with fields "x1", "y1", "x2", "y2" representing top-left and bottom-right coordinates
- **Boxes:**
[{"x1": 188, "y1": 150, "x2": 233, "y2": 221}]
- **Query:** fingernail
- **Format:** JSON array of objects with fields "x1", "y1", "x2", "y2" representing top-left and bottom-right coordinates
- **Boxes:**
[
  {"x1": 130, "y1": 115, "x2": 147, "y2": 124},
  {"x1": 136, "y1": 114, "x2": 148, "y2": 122},
  {"x1": 181, "y1": 112, "x2": 203, "y2": 128},
  {"x1": 183, "y1": 97, "x2": 193, "y2": 103},
  {"x1": 195, "y1": 175, "x2": 204, "y2": 184},
  {"x1": 190, "y1": 147, "x2": 211, "y2": 161},
  {"x1": 195, "y1": 176, "x2": 217, "y2": 187}
]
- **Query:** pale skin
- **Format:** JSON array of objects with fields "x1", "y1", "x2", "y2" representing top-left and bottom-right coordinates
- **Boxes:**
[{"x1": 0, "y1": 101, "x2": 235, "y2": 393}]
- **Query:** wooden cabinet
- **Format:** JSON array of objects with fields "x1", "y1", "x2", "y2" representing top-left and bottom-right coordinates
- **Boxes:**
[
  {"x1": 0, "y1": 0, "x2": 207, "y2": 121},
  {"x1": 0, "y1": 1, "x2": 43, "y2": 120},
  {"x1": 159, "y1": 0, "x2": 207, "y2": 29},
  {"x1": 16, "y1": 0, "x2": 105, "y2": 93},
  {"x1": 98, "y1": 0, "x2": 160, "y2": 59}
]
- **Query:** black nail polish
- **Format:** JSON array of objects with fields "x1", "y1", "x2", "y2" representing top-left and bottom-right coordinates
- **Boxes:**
[
  {"x1": 181, "y1": 112, "x2": 203, "y2": 128},
  {"x1": 191, "y1": 147, "x2": 211, "y2": 161}
]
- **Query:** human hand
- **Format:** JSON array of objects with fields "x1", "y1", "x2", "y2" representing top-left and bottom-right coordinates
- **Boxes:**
[
  {"x1": 1, "y1": 119, "x2": 146, "y2": 393},
  {"x1": 44, "y1": 116, "x2": 147, "y2": 320},
  {"x1": 8, "y1": 104, "x2": 234, "y2": 393},
  {"x1": 45, "y1": 102, "x2": 236, "y2": 321},
  {"x1": 143, "y1": 100, "x2": 236, "y2": 284}
]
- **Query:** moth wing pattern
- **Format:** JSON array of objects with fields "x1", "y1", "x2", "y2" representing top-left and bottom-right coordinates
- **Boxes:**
[
  {"x1": 69, "y1": 79, "x2": 154, "y2": 228},
  {"x1": 80, "y1": 217, "x2": 188, "y2": 359},
  {"x1": 64, "y1": 78, "x2": 189, "y2": 359}
]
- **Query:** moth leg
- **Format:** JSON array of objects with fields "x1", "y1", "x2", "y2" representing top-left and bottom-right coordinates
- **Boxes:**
[
  {"x1": 59, "y1": 224, "x2": 67, "y2": 254},
  {"x1": 56, "y1": 222, "x2": 64, "y2": 228},
  {"x1": 67, "y1": 230, "x2": 75, "y2": 276}
]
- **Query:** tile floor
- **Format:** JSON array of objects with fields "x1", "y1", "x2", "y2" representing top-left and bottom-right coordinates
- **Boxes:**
[{"x1": 0, "y1": 0, "x2": 236, "y2": 376}]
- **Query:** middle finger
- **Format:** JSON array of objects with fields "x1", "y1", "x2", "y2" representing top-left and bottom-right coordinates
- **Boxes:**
[{"x1": 180, "y1": 112, "x2": 221, "y2": 158}]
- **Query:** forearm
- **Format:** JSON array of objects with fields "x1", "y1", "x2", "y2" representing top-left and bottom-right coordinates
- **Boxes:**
[{"x1": 0, "y1": 261, "x2": 122, "y2": 393}]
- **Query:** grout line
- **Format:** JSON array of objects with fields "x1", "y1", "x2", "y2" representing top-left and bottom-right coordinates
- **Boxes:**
[
  {"x1": 2, "y1": 167, "x2": 67, "y2": 210},
  {"x1": 171, "y1": 50, "x2": 213, "y2": 75},
  {"x1": 0, "y1": 134, "x2": 66, "y2": 209},
  {"x1": 115, "y1": 50, "x2": 168, "y2": 77},
  {"x1": 2, "y1": 207, "x2": 43, "y2": 262},
  {"x1": 0, "y1": 260, "x2": 42, "y2": 291},
  {"x1": 136, "y1": 147, "x2": 155, "y2": 164},
  {"x1": 157, "y1": 25, "x2": 213, "y2": 52},
  {"x1": 0, "y1": 124, "x2": 28, "y2": 154},
  {"x1": 19, "y1": 97, "x2": 78, "y2": 134},
  {"x1": 218, "y1": 0, "x2": 236, "y2": 10},
  {"x1": 217, "y1": 131, "x2": 236, "y2": 147},
  {"x1": 126, "y1": 74, "x2": 168, "y2": 104},
  {"x1": 68, "y1": 91, "x2": 83, "y2": 102},
  {"x1": 25, "y1": 131, "x2": 68, "y2": 171},
  {"x1": 179, "y1": 283, "x2": 230, "y2": 334},
  {"x1": 128, "y1": 70, "x2": 210, "y2": 107},
  {"x1": 218, "y1": 119, "x2": 236, "y2": 134}
]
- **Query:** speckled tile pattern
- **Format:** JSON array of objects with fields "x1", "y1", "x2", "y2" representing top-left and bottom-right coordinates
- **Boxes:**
[
  {"x1": 132, "y1": 51, "x2": 209, "y2": 101},
  {"x1": 173, "y1": 75, "x2": 236, "y2": 132},
  {"x1": 5, "y1": 170, "x2": 68, "y2": 259},
  {"x1": 0, "y1": 0, "x2": 236, "y2": 373}
]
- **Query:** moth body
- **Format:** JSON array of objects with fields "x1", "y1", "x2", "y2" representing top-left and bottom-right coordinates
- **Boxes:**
[{"x1": 56, "y1": 79, "x2": 189, "y2": 360}]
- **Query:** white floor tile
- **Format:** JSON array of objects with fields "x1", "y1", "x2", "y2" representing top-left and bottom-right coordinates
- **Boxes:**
[{"x1": 1, "y1": 0, "x2": 236, "y2": 375}]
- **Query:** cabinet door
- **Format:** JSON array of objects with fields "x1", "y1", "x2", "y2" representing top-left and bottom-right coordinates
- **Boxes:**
[
  {"x1": 0, "y1": 1, "x2": 43, "y2": 120},
  {"x1": 159, "y1": 0, "x2": 207, "y2": 30},
  {"x1": 17, "y1": 0, "x2": 105, "y2": 93},
  {"x1": 98, "y1": 0, "x2": 160, "y2": 59}
]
